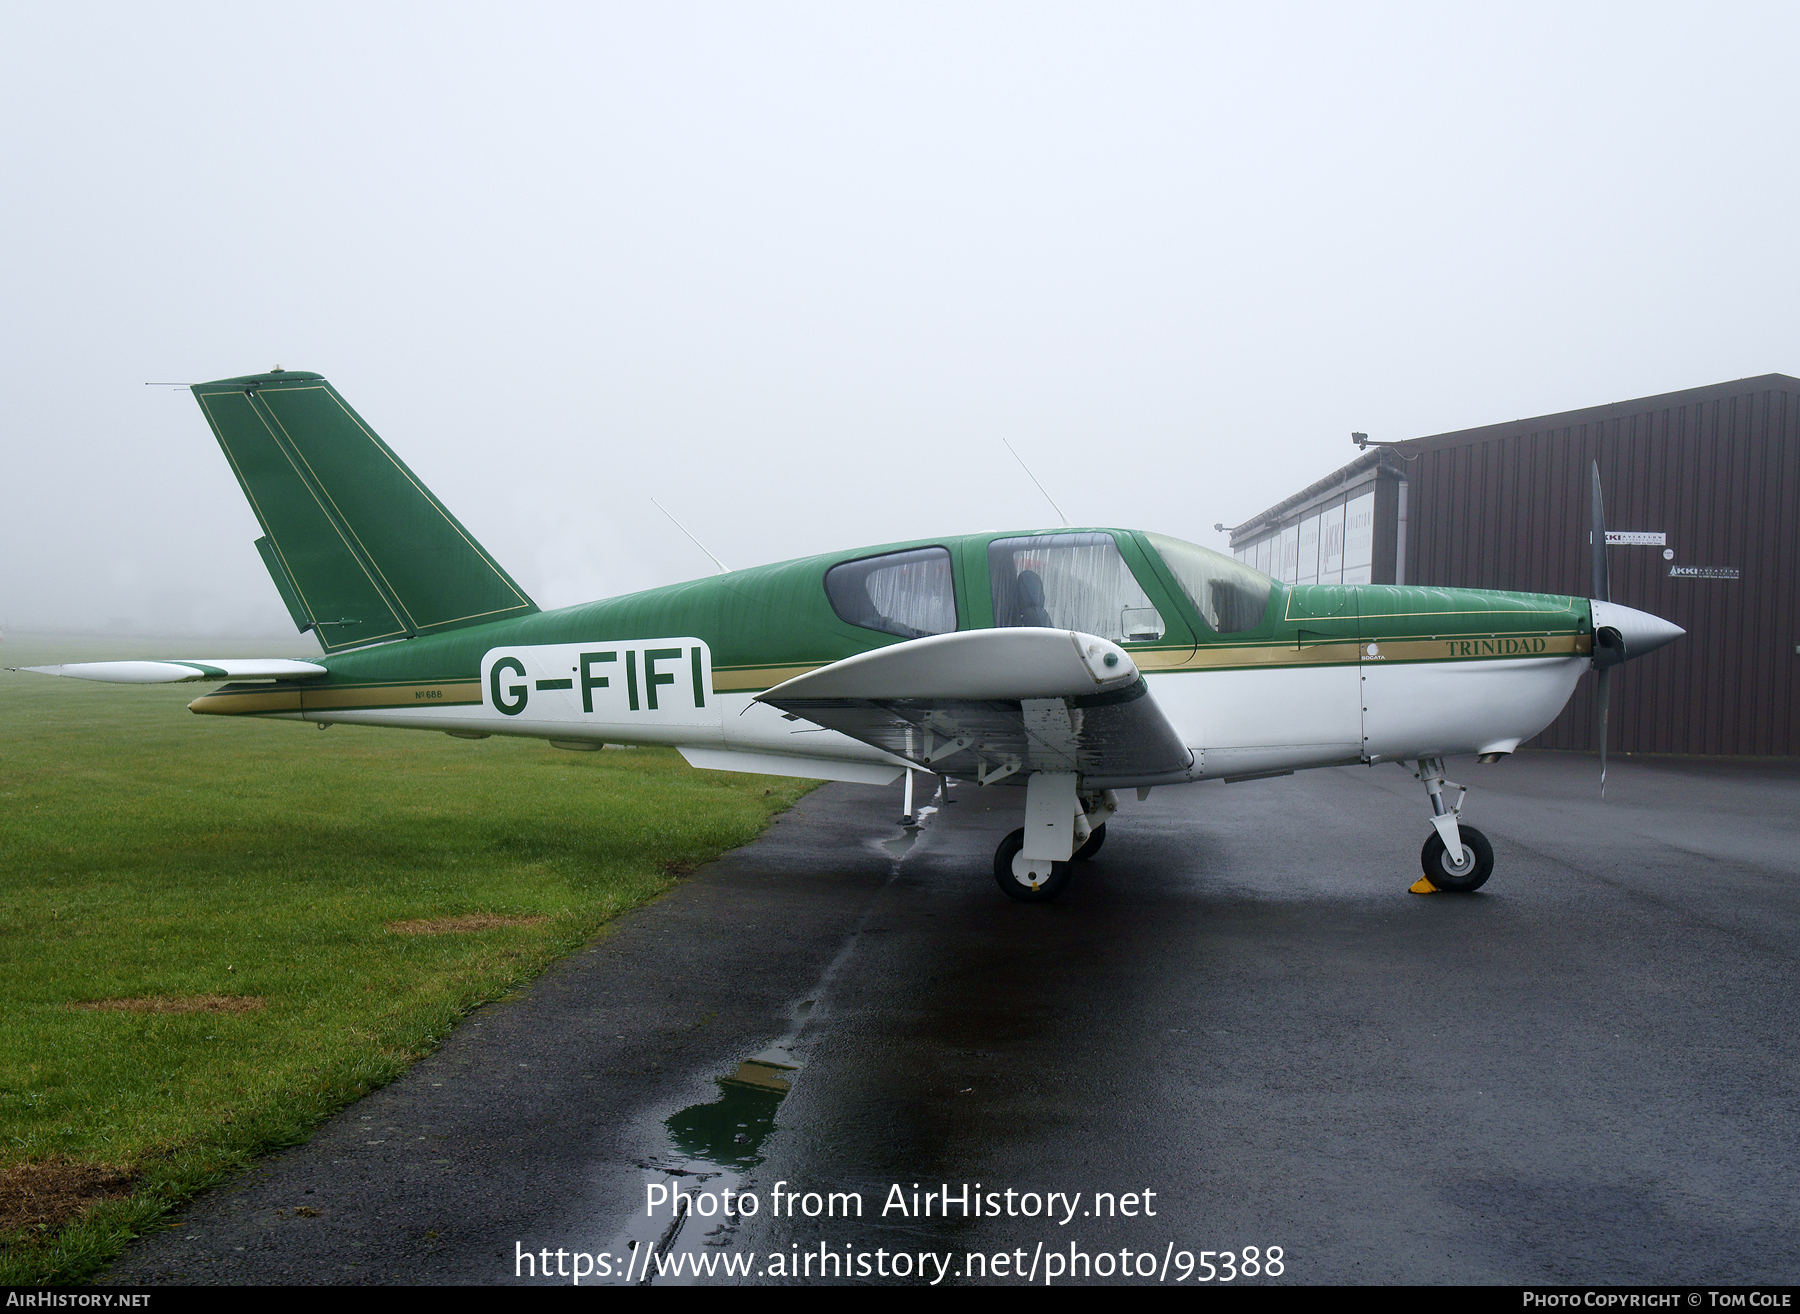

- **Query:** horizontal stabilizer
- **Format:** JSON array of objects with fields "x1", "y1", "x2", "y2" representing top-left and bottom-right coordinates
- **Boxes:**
[
  {"x1": 15, "y1": 659, "x2": 328, "y2": 684},
  {"x1": 193, "y1": 371, "x2": 537, "y2": 652},
  {"x1": 757, "y1": 629, "x2": 1192, "y2": 787}
]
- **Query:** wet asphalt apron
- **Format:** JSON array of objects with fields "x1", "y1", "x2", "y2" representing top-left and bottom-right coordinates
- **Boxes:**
[{"x1": 103, "y1": 752, "x2": 1800, "y2": 1285}]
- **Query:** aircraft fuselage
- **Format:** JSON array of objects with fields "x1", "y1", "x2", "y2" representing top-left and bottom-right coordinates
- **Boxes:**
[{"x1": 187, "y1": 532, "x2": 1599, "y2": 789}]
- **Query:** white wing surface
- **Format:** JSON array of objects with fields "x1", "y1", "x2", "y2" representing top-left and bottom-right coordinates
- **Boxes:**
[{"x1": 757, "y1": 628, "x2": 1193, "y2": 788}]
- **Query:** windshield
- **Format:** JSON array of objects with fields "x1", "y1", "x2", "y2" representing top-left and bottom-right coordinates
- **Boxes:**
[{"x1": 1144, "y1": 532, "x2": 1273, "y2": 635}]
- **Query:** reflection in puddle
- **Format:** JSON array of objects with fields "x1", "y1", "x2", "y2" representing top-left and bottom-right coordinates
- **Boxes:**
[{"x1": 664, "y1": 1061, "x2": 793, "y2": 1170}]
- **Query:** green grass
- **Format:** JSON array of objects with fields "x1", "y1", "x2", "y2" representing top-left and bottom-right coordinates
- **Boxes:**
[{"x1": 0, "y1": 634, "x2": 816, "y2": 1282}]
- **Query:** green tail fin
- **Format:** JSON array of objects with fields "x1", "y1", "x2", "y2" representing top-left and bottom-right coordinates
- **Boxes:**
[{"x1": 192, "y1": 370, "x2": 537, "y2": 652}]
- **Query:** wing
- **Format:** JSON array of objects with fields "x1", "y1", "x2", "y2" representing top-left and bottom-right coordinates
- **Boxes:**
[
  {"x1": 15, "y1": 659, "x2": 329, "y2": 684},
  {"x1": 756, "y1": 628, "x2": 1193, "y2": 789}
]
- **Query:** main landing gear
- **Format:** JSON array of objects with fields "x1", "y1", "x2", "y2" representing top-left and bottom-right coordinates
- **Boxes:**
[
  {"x1": 992, "y1": 775, "x2": 1116, "y2": 902},
  {"x1": 994, "y1": 828, "x2": 1071, "y2": 902},
  {"x1": 1412, "y1": 755, "x2": 1493, "y2": 892}
]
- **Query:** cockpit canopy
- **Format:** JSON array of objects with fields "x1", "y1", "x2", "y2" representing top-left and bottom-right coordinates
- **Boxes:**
[{"x1": 822, "y1": 530, "x2": 1275, "y2": 645}]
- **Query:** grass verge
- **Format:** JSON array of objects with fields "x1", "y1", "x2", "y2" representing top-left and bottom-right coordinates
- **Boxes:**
[{"x1": 0, "y1": 634, "x2": 816, "y2": 1282}]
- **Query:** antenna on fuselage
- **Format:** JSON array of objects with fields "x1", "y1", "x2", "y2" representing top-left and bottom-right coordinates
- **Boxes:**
[
  {"x1": 649, "y1": 498, "x2": 730, "y2": 574},
  {"x1": 1002, "y1": 438, "x2": 1072, "y2": 528}
]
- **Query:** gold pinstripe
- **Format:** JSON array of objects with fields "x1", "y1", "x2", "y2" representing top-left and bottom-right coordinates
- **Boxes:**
[
  {"x1": 189, "y1": 681, "x2": 483, "y2": 715},
  {"x1": 1139, "y1": 633, "x2": 1589, "y2": 671},
  {"x1": 710, "y1": 664, "x2": 827, "y2": 692}
]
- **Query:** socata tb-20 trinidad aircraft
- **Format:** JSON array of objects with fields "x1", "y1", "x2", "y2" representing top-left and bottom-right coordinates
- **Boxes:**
[{"x1": 25, "y1": 369, "x2": 1685, "y2": 901}]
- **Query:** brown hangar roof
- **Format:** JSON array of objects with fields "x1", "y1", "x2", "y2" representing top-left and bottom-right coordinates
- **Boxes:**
[{"x1": 1389, "y1": 373, "x2": 1800, "y2": 456}]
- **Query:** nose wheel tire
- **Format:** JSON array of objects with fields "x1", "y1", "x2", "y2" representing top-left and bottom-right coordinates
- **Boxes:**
[
  {"x1": 1420, "y1": 824, "x2": 1494, "y2": 893},
  {"x1": 994, "y1": 828, "x2": 1073, "y2": 902},
  {"x1": 1073, "y1": 822, "x2": 1106, "y2": 862}
]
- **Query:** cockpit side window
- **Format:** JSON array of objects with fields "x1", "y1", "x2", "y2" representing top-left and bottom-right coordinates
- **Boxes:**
[
  {"x1": 987, "y1": 532, "x2": 1167, "y2": 643},
  {"x1": 1143, "y1": 532, "x2": 1274, "y2": 635},
  {"x1": 824, "y1": 546, "x2": 957, "y2": 640}
]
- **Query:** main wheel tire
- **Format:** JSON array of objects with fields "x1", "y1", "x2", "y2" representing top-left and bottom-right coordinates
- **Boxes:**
[
  {"x1": 1420, "y1": 824, "x2": 1494, "y2": 893},
  {"x1": 1073, "y1": 822, "x2": 1107, "y2": 862},
  {"x1": 993, "y1": 828, "x2": 1073, "y2": 902}
]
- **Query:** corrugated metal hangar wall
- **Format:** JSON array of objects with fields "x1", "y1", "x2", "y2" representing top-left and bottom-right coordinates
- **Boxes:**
[{"x1": 1229, "y1": 374, "x2": 1800, "y2": 756}]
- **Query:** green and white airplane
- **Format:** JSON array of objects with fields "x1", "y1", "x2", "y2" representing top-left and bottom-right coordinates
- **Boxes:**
[{"x1": 23, "y1": 369, "x2": 1683, "y2": 900}]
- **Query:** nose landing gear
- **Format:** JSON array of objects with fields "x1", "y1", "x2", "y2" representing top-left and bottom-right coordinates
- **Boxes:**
[
  {"x1": 1412, "y1": 756, "x2": 1493, "y2": 892},
  {"x1": 1420, "y1": 823, "x2": 1493, "y2": 892}
]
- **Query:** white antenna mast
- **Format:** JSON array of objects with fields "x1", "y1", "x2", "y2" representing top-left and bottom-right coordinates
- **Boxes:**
[
  {"x1": 1002, "y1": 438, "x2": 1071, "y2": 527},
  {"x1": 650, "y1": 498, "x2": 730, "y2": 574}
]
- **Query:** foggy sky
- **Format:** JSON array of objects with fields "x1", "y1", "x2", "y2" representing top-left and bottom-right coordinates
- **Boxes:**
[{"x1": 4, "y1": 2, "x2": 1795, "y2": 642}]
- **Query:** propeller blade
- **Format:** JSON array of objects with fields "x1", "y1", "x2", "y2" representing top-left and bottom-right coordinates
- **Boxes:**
[
  {"x1": 1590, "y1": 460, "x2": 1610, "y2": 604},
  {"x1": 1597, "y1": 664, "x2": 1611, "y2": 797}
]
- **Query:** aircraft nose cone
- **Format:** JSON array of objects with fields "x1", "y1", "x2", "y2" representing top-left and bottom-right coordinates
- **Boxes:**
[{"x1": 1591, "y1": 599, "x2": 1685, "y2": 664}]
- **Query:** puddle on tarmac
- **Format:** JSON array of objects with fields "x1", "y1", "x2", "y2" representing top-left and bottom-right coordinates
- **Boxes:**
[
  {"x1": 665, "y1": 1061, "x2": 791, "y2": 1169},
  {"x1": 875, "y1": 775, "x2": 948, "y2": 860},
  {"x1": 879, "y1": 829, "x2": 919, "y2": 859},
  {"x1": 597, "y1": 1037, "x2": 805, "y2": 1284}
]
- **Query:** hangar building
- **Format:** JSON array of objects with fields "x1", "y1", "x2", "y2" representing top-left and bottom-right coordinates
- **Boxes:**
[{"x1": 1226, "y1": 375, "x2": 1799, "y2": 756}]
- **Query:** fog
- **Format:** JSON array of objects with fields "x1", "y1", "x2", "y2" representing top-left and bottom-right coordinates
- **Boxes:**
[{"x1": 3, "y1": 2, "x2": 1794, "y2": 640}]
